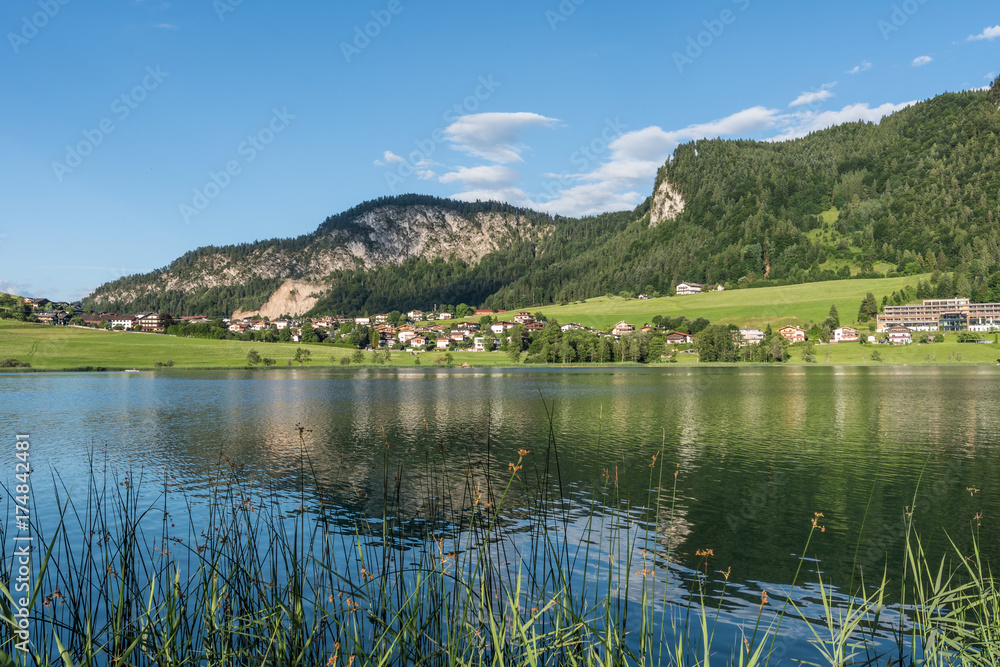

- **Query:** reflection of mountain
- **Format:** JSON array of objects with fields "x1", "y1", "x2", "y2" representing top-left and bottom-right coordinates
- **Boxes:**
[{"x1": 25, "y1": 367, "x2": 1000, "y2": 593}]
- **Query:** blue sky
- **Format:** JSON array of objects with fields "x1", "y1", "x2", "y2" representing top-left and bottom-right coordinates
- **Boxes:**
[{"x1": 1, "y1": 0, "x2": 997, "y2": 301}]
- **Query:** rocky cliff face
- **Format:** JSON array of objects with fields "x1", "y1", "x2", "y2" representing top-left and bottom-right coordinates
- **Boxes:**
[
  {"x1": 89, "y1": 202, "x2": 543, "y2": 317},
  {"x1": 649, "y1": 173, "x2": 685, "y2": 228}
]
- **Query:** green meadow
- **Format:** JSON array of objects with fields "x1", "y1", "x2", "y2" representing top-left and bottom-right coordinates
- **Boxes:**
[
  {"x1": 512, "y1": 274, "x2": 929, "y2": 330},
  {"x1": 0, "y1": 321, "x2": 516, "y2": 370},
  {"x1": 3, "y1": 275, "x2": 999, "y2": 370}
]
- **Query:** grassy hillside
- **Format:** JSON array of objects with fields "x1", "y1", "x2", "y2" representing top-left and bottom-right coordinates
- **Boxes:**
[{"x1": 486, "y1": 275, "x2": 929, "y2": 330}]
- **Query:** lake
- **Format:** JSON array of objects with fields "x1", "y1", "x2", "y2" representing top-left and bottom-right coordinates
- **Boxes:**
[{"x1": 2, "y1": 366, "x2": 999, "y2": 663}]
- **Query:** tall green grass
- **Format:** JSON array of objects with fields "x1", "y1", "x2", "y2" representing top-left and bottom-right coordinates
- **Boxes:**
[{"x1": 0, "y1": 424, "x2": 996, "y2": 666}]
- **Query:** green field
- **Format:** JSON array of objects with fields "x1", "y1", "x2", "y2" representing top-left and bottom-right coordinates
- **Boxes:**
[
  {"x1": 0, "y1": 321, "x2": 520, "y2": 370},
  {"x1": 517, "y1": 274, "x2": 929, "y2": 330},
  {"x1": 3, "y1": 274, "x2": 999, "y2": 371}
]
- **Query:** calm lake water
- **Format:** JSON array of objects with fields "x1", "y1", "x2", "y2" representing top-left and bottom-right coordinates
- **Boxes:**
[{"x1": 2, "y1": 366, "x2": 999, "y2": 660}]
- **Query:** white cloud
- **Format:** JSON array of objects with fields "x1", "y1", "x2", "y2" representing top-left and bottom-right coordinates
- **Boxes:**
[
  {"x1": 768, "y1": 101, "x2": 915, "y2": 142},
  {"x1": 442, "y1": 99, "x2": 913, "y2": 218},
  {"x1": 374, "y1": 150, "x2": 406, "y2": 167},
  {"x1": 790, "y1": 82, "x2": 837, "y2": 107},
  {"x1": 0, "y1": 279, "x2": 33, "y2": 297},
  {"x1": 912, "y1": 55, "x2": 933, "y2": 67},
  {"x1": 663, "y1": 106, "x2": 781, "y2": 143},
  {"x1": 847, "y1": 61, "x2": 873, "y2": 75},
  {"x1": 155, "y1": 23, "x2": 177, "y2": 29},
  {"x1": 968, "y1": 25, "x2": 1000, "y2": 41},
  {"x1": 526, "y1": 182, "x2": 646, "y2": 218},
  {"x1": 439, "y1": 165, "x2": 519, "y2": 188},
  {"x1": 443, "y1": 112, "x2": 559, "y2": 164},
  {"x1": 449, "y1": 187, "x2": 531, "y2": 206},
  {"x1": 522, "y1": 107, "x2": 780, "y2": 217}
]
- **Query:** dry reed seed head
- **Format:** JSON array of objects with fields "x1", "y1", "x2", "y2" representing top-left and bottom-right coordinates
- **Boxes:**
[
  {"x1": 974, "y1": 511, "x2": 983, "y2": 526},
  {"x1": 517, "y1": 449, "x2": 530, "y2": 458},
  {"x1": 650, "y1": 451, "x2": 659, "y2": 468},
  {"x1": 967, "y1": 487, "x2": 980, "y2": 496},
  {"x1": 695, "y1": 548, "x2": 714, "y2": 558},
  {"x1": 722, "y1": 566, "x2": 732, "y2": 581},
  {"x1": 760, "y1": 590, "x2": 769, "y2": 607}
]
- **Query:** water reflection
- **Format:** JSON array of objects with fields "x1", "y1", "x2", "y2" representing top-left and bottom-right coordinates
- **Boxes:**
[{"x1": 1, "y1": 366, "x2": 998, "y2": 595}]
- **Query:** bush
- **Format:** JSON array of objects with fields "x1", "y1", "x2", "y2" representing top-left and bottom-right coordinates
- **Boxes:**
[{"x1": 0, "y1": 358, "x2": 30, "y2": 368}]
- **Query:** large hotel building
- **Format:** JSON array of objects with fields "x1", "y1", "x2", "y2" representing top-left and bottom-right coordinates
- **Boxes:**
[{"x1": 877, "y1": 298, "x2": 1000, "y2": 332}]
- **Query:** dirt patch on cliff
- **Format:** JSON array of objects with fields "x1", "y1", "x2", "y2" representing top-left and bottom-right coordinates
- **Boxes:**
[{"x1": 232, "y1": 279, "x2": 324, "y2": 319}]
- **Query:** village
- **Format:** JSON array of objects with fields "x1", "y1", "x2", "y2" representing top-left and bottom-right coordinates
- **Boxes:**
[{"x1": 19, "y1": 284, "x2": 1000, "y2": 357}]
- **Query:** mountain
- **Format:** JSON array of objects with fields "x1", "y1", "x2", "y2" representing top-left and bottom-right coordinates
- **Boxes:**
[{"x1": 84, "y1": 84, "x2": 1000, "y2": 317}]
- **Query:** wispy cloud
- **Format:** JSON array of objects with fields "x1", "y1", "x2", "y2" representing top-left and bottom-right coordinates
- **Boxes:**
[
  {"x1": 790, "y1": 82, "x2": 837, "y2": 107},
  {"x1": 442, "y1": 96, "x2": 914, "y2": 218},
  {"x1": 847, "y1": 61, "x2": 872, "y2": 75},
  {"x1": 523, "y1": 107, "x2": 780, "y2": 216},
  {"x1": 912, "y1": 55, "x2": 933, "y2": 67},
  {"x1": 439, "y1": 165, "x2": 519, "y2": 188},
  {"x1": 769, "y1": 101, "x2": 915, "y2": 142},
  {"x1": 155, "y1": 23, "x2": 177, "y2": 29},
  {"x1": 968, "y1": 25, "x2": 1000, "y2": 41},
  {"x1": 0, "y1": 279, "x2": 34, "y2": 297},
  {"x1": 373, "y1": 150, "x2": 405, "y2": 167},
  {"x1": 443, "y1": 112, "x2": 559, "y2": 164}
]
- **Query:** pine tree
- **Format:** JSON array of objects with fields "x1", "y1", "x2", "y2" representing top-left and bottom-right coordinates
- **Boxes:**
[
  {"x1": 827, "y1": 303, "x2": 840, "y2": 329},
  {"x1": 858, "y1": 293, "x2": 878, "y2": 322},
  {"x1": 300, "y1": 319, "x2": 319, "y2": 343}
]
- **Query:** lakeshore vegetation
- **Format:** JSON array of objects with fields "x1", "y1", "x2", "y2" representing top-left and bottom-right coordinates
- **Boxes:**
[{"x1": 2, "y1": 438, "x2": 998, "y2": 665}]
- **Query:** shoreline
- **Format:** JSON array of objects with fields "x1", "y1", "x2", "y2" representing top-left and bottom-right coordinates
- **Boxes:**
[{"x1": 2, "y1": 358, "x2": 998, "y2": 374}]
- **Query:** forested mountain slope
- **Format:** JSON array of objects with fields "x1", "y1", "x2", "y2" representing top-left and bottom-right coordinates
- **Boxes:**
[{"x1": 85, "y1": 83, "x2": 1000, "y2": 317}]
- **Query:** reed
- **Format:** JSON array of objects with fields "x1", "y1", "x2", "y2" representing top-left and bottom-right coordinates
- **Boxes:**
[{"x1": 0, "y1": 428, "x2": 997, "y2": 666}]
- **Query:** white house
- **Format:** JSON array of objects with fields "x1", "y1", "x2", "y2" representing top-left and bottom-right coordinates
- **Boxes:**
[
  {"x1": 613, "y1": 321, "x2": 635, "y2": 337},
  {"x1": 675, "y1": 282, "x2": 704, "y2": 296},
  {"x1": 738, "y1": 328, "x2": 765, "y2": 346},
  {"x1": 887, "y1": 326, "x2": 912, "y2": 345},
  {"x1": 832, "y1": 327, "x2": 860, "y2": 343},
  {"x1": 778, "y1": 325, "x2": 807, "y2": 344},
  {"x1": 665, "y1": 331, "x2": 694, "y2": 345}
]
